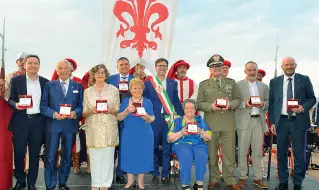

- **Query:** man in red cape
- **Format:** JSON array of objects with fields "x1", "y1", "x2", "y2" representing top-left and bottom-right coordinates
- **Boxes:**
[{"x1": 167, "y1": 60, "x2": 198, "y2": 102}]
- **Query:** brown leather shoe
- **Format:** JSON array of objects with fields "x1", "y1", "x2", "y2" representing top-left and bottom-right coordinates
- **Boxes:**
[
  {"x1": 208, "y1": 181, "x2": 218, "y2": 189},
  {"x1": 238, "y1": 179, "x2": 246, "y2": 187},
  {"x1": 72, "y1": 152, "x2": 80, "y2": 175},
  {"x1": 229, "y1": 184, "x2": 240, "y2": 190},
  {"x1": 254, "y1": 180, "x2": 268, "y2": 189}
]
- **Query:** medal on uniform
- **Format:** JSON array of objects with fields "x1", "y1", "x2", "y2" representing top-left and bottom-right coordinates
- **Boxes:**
[
  {"x1": 18, "y1": 95, "x2": 33, "y2": 108},
  {"x1": 59, "y1": 104, "x2": 72, "y2": 116}
]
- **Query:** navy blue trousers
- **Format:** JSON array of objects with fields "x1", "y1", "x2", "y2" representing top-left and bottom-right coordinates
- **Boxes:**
[{"x1": 276, "y1": 117, "x2": 307, "y2": 185}]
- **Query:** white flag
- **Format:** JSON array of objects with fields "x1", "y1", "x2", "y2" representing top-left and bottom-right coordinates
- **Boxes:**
[{"x1": 101, "y1": 0, "x2": 178, "y2": 75}]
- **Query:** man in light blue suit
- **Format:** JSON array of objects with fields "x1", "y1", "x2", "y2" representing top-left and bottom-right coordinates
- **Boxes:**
[
  {"x1": 108, "y1": 57, "x2": 134, "y2": 184},
  {"x1": 269, "y1": 57, "x2": 315, "y2": 190},
  {"x1": 41, "y1": 60, "x2": 83, "y2": 190},
  {"x1": 143, "y1": 58, "x2": 184, "y2": 184}
]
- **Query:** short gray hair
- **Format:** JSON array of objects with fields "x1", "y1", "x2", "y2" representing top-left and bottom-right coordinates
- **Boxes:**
[{"x1": 182, "y1": 99, "x2": 197, "y2": 110}]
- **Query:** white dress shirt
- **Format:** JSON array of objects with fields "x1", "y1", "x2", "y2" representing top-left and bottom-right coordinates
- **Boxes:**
[
  {"x1": 120, "y1": 74, "x2": 129, "y2": 81},
  {"x1": 26, "y1": 75, "x2": 41, "y2": 114},
  {"x1": 248, "y1": 80, "x2": 259, "y2": 115},
  {"x1": 281, "y1": 74, "x2": 295, "y2": 115}
]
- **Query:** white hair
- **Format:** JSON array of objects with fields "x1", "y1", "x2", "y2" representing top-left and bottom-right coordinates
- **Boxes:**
[{"x1": 56, "y1": 60, "x2": 71, "y2": 70}]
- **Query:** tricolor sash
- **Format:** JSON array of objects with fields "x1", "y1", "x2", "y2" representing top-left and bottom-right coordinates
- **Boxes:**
[{"x1": 150, "y1": 76, "x2": 178, "y2": 125}]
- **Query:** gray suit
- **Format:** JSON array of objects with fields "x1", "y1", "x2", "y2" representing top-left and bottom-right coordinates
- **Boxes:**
[{"x1": 235, "y1": 79, "x2": 269, "y2": 180}]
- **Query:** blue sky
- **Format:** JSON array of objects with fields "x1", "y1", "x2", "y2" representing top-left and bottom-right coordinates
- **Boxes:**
[{"x1": 0, "y1": 0, "x2": 319, "y2": 94}]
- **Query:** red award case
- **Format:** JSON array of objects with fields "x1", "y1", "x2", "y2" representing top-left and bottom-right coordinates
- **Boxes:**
[{"x1": 96, "y1": 100, "x2": 108, "y2": 113}]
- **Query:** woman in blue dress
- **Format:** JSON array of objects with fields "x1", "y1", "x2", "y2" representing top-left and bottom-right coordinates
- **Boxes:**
[
  {"x1": 168, "y1": 99, "x2": 212, "y2": 190},
  {"x1": 117, "y1": 78, "x2": 154, "y2": 190}
]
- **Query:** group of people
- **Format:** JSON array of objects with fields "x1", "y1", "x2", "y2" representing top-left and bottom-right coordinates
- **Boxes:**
[{"x1": 0, "y1": 52, "x2": 316, "y2": 190}]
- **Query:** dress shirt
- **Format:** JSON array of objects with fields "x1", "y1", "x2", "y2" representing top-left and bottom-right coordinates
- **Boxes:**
[
  {"x1": 281, "y1": 74, "x2": 295, "y2": 115},
  {"x1": 26, "y1": 74, "x2": 41, "y2": 114},
  {"x1": 120, "y1": 74, "x2": 129, "y2": 81}
]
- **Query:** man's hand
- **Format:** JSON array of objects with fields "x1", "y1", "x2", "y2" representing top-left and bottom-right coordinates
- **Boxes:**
[
  {"x1": 270, "y1": 124, "x2": 276, "y2": 135},
  {"x1": 292, "y1": 105, "x2": 304, "y2": 113},
  {"x1": 211, "y1": 101, "x2": 220, "y2": 111},
  {"x1": 255, "y1": 100, "x2": 264, "y2": 108},
  {"x1": 54, "y1": 112, "x2": 67, "y2": 120},
  {"x1": 15, "y1": 103, "x2": 26, "y2": 110},
  {"x1": 68, "y1": 111, "x2": 76, "y2": 119},
  {"x1": 245, "y1": 99, "x2": 253, "y2": 108}
]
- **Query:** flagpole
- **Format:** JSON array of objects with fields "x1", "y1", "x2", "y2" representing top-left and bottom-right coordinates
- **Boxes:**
[
  {"x1": 267, "y1": 32, "x2": 279, "y2": 180},
  {"x1": 0, "y1": 18, "x2": 5, "y2": 79}
]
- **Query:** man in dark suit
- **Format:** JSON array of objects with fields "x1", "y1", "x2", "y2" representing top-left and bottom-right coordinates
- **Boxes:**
[
  {"x1": 143, "y1": 58, "x2": 183, "y2": 184},
  {"x1": 108, "y1": 57, "x2": 134, "y2": 184},
  {"x1": 8, "y1": 54, "x2": 49, "y2": 190},
  {"x1": 40, "y1": 60, "x2": 83, "y2": 190},
  {"x1": 269, "y1": 57, "x2": 316, "y2": 190}
]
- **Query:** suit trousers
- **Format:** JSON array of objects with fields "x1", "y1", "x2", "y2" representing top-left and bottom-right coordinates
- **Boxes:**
[
  {"x1": 237, "y1": 117, "x2": 264, "y2": 180},
  {"x1": 13, "y1": 114, "x2": 45, "y2": 185},
  {"x1": 89, "y1": 147, "x2": 115, "y2": 188},
  {"x1": 45, "y1": 131, "x2": 75, "y2": 189},
  {"x1": 208, "y1": 130, "x2": 236, "y2": 185},
  {"x1": 277, "y1": 117, "x2": 307, "y2": 185}
]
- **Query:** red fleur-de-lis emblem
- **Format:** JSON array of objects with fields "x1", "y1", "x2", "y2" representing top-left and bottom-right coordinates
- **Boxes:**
[{"x1": 113, "y1": 0, "x2": 169, "y2": 58}]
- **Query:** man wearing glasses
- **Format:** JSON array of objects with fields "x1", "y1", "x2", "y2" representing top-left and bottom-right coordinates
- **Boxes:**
[{"x1": 197, "y1": 54, "x2": 240, "y2": 190}]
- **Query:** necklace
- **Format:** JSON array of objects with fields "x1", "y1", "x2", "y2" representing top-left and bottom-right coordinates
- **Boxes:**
[{"x1": 131, "y1": 97, "x2": 143, "y2": 103}]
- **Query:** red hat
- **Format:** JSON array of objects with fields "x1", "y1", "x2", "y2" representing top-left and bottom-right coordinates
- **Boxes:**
[
  {"x1": 82, "y1": 71, "x2": 90, "y2": 89},
  {"x1": 167, "y1": 60, "x2": 190, "y2": 80},
  {"x1": 51, "y1": 58, "x2": 77, "y2": 81},
  {"x1": 223, "y1": 60, "x2": 231, "y2": 68},
  {"x1": 258, "y1": 69, "x2": 266, "y2": 77},
  {"x1": 65, "y1": 58, "x2": 77, "y2": 71}
]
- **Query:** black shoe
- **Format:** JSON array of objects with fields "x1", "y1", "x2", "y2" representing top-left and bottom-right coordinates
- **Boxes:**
[
  {"x1": 182, "y1": 185, "x2": 191, "y2": 190},
  {"x1": 12, "y1": 182, "x2": 26, "y2": 190},
  {"x1": 123, "y1": 183, "x2": 135, "y2": 190},
  {"x1": 193, "y1": 183, "x2": 203, "y2": 190},
  {"x1": 151, "y1": 176, "x2": 160, "y2": 185},
  {"x1": 161, "y1": 177, "x2": 171, "y2": 184},
  {"x1": 294, "y1": 184, "x2": 303, "y2": 190},
  {"x1": 116, "y1": 176, "x2": 127, "y2": 184},
  {"x1": 28, "y1": 185, "x2": 37, "y2": 190},
  {"x1": 275, "y1": 183, "x2": 288, "y2": 190},
  {"x1": 59, "y1": 184, "x2": 70, "y2": 190}
]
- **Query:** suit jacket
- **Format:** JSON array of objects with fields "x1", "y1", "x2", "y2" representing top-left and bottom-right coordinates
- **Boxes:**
[
  {"x1": 40, "y1": 79, "x2": 83, "y2": 133},
  {"x1": 143, "y1": 78, "x2": 183, "y2": 123},
  {"x1": 235, "y1": 79, "x2": 269, "y2": 132},
  {"x1": 108, "y1": 73, "x2": 134, "y2": 101},
  {"x1": 269, "y1": 73, "x2": 315, "y2": 129},
  {"x1": 197, "y1": 77, "x2": 240, "y2": 131},
  {"x1": 8, "y1": 74, "x2": 49, "y2": 132}
]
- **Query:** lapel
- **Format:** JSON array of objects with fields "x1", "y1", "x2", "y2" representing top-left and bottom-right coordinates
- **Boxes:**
[
  {"x1": 21, "y1": 74, "x2": 27, "y2": 95},
  {"x1": 128, "y1": 74, "x2": 134, "y2": 81},
  {"x1": 116, "y1": 74, "x2": 120, "y2": 83},
  {"x1": 208, "y1": 78, "x2": 219, "y2": 90},
  {"x1": 166, "y1": 78, "x2": 172, "y2": 97},
  {"x1": 278, "y1": 75, "x2": 284, "y2": 102},
  {"x1": 294, "y1": 73, "x2": 299, "y2": 98},
  {"x1": 66, "y1": 79, "x2": 75, "y2": 101},
  {"x1": 243, "y1": 79, "x2": 250, "y2": 98},
  {"x1": 54, "y1": 80, "x2": 65, "y2": 98}
]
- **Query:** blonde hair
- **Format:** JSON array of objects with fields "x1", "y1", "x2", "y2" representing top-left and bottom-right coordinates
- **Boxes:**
[{"x1": 129, "y1": 78, "x2": 145, "y2": 90}]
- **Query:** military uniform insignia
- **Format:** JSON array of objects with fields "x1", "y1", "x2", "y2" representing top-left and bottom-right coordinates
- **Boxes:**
[
  {"x1": 213, "y1": 55, "x2": 220, "y2": 62},
  {"x1": 225, "y1": 84, "x2": 232, "y2": 93}
]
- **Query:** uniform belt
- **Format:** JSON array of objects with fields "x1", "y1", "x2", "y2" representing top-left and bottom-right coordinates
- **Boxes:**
[
  {"x1": 250, "y1": 114, "x2": 260, "y2": 118},
  {"x1": 26, "y1": 113, "x2": 41, "y2": 118},
  {"x1": 281, "y1": 115, "x2": 296, "y2": 120}
]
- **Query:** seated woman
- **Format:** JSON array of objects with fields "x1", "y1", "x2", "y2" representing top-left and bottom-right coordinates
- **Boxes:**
[
  {"x1": 117, "y1": 78, "x2": 155, "y2": 190},
  {"x1": 168, "y1": 99, "x2": 212, "y2": 190}
]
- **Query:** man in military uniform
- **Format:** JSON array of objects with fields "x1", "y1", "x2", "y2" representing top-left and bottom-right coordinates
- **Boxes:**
[{"x1": 197, "y1": 54, "x2": 240, "y2": 190}]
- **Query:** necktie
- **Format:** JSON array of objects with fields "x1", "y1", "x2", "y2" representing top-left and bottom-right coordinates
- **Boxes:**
[
  {"x1": 287, "y1": 78, "x2": 293, "y2": 115},
  {"x1": 121, "y1": 76, "x2": 127, "y2": 81},
  {"x1": 61, "y1": 82, "x2": 66, "y2": 97},
  {"x1": 216, "y1": 79, "x2": 220, "y2": 89}
]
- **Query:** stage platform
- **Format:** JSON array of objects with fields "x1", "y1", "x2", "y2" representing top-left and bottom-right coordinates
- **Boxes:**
[{"x1": 12, "y1": 167, "x2": 319, "y2": 190}]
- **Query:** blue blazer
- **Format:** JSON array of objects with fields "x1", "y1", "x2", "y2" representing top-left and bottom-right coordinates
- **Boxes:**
[
  {"x1": 269, "y1": 73, "x2": 316, "y2": 129},
  {"x1": 143, "y1": 78, "x2": 183, "y2": 123},
  {"x1": 108, "y1": 73, "x2": 135, "y2": 88},
  {"x1": 8, "y1": 74, "x2": 49, "y2": 132},
  {"x1": 40, "y1": 79, "x2": 83, "y2": 133}
]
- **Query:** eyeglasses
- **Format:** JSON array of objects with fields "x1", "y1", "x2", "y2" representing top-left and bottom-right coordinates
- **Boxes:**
[
  {"x1": 209, "y1": 65, "x2": 222, "y2": 69},
  {"x1": 156, "y1": 65, "x2": 168, "y2": 68}
]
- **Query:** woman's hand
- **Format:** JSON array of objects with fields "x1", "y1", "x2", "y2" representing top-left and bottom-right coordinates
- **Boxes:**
[
  {"x1": 181, "y1": 127, "x2": 188, "y2": 136},
  {"x1": 141, "y1": 113, "x2": 150, "y2": 121},
  {"x1": 126, "y1": 104, "x2": 136, "y2": 113}
]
